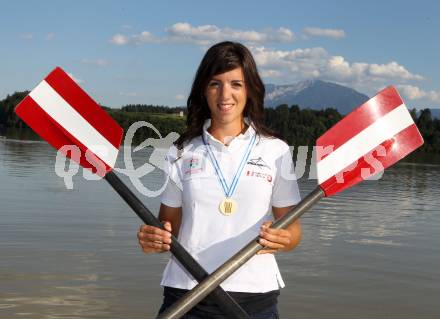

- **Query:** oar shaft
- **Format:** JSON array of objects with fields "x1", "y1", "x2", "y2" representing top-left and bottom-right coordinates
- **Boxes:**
[
  {"x1": 158, "y1": 186, "x2": 325, "y2": 319},
  {"x1": 104, "y1": 171, "x2": 250, "y2": 319}
]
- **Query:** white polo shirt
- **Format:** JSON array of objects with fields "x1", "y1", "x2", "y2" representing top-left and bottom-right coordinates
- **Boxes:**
[{"x1": 160, "y1": 119, "x2": 301, "y2": 293}]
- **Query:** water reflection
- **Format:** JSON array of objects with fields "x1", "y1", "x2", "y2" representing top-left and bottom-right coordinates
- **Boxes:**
[
  {"x1": 1, "y1": 136, "x2": 440, "y2": 319},
  {"x1": 1, "y1": 282, "x2": 113, "y2": 317}
]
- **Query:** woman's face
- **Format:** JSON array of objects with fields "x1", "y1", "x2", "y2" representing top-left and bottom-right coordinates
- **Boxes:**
[{"x1": 205, "y1": 67, "x2": 247, "y2": 129}]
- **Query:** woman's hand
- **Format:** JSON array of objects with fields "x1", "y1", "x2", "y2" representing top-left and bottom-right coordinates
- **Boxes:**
[
  {"x1": 257, "y1": 221, "x2": 290, "y2": 254},
  {"x1": 137, "y1": 221, "x2": 173, "y2": 253},
  {"x1": 257, "y1": 216, "x2": 301, "y2": 255}
]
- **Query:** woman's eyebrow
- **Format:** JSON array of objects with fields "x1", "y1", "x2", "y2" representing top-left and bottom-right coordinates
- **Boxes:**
[{"x1": 209, "y1": 78, "x2": 244, "y2": 83}]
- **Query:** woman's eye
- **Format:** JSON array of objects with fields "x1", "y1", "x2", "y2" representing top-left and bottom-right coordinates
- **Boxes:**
[
  {"x1": 232, "y1": 82, "x2": 242, "y2": 88},
  {"x1": 208, "y1": 82, "x2": 219, "y2": 87}
]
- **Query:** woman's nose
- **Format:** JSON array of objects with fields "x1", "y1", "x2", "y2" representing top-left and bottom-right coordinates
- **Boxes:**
[{"x1": 219, "y1": 83, "x2": 231, "y2": 99}]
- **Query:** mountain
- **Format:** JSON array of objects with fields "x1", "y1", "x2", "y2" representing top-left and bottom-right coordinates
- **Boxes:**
[{"x1": 264, "y1": 80, "x2": 369, "y2": 115}]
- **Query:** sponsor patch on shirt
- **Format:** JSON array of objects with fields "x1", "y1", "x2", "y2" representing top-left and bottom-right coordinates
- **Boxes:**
[
  {"x1": 245, "y1": 169, "x2": 273, "y2": 183},
  {"x1": 183, "y1": 156, "x2": 204, "y2": 176},
  {"x1": 247, "y1": 157, "x2": 270, "y2": 169}
]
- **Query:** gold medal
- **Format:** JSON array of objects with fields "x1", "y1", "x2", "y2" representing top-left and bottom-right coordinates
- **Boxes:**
[
  {"x1": 219, "y1": 198, "x2": 237, "y2": 216},
  {"x1": 203, "y1": 133, "x2": 256, "y2": 217}
]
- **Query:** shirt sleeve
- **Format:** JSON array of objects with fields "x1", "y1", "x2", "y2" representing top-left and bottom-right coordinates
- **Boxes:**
[
  {"x1": 160, "y1": 146, "x2": 183, "y2": 208},
  {"x1": 271, "y1": 143, "x2": 301, "y2": 208}
]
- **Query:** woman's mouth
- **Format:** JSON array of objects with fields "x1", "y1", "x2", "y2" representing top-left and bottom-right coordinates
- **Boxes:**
[{"x1": 218, "y1": 103, "x2": 234, "y2": 112}]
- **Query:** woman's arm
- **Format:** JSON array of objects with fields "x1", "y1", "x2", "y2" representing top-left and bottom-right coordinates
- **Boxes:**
[
  {"x1": 257, "y1": 205, "x2": 302, "y2": 254},
  {"x1": 137, "y1": 204, "x2": 182, "y2": 253}
]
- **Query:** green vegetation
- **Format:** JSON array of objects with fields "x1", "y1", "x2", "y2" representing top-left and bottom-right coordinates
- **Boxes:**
[
  {"x1": 0, "y1": 91, "x2": 31, "y2": 130},
  {"x1": 265, "y1": 104, "x2": 343, "y2": 147},
  {"x1": 107, "y1": 109, "x2": 186, "y2": 144},
  {"x1": 1, "y1": 91, "x2": 440, "y2": 154},
  {"x1": 121, "y1": 104, "x2": 185, "y2": 114},
  {"x1": 415, "y1": 108, "x2": 440, "y2": 153}
]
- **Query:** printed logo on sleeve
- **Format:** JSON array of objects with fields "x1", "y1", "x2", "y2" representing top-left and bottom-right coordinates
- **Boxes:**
[{"x1": 183, "y1": 156, "x2": 204, "y2": 176}]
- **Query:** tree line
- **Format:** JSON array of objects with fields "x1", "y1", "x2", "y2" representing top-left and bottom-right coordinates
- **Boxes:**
[{"x1": 1, "y1": 91, "x2": 440, "y2": 153}]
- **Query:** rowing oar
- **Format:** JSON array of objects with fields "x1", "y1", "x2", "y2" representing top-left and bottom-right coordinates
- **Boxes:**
[
  {"x1": 14, "y1": 67, "x2": 250, "y2": 319},
  {"x1": 158, "y1": 86, "x2": 425, "y2": 319}
]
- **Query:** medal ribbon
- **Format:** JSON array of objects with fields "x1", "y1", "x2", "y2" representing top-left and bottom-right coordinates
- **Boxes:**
[{"x1": 202, "y1": 132, "x2": 256, "y2": 198}]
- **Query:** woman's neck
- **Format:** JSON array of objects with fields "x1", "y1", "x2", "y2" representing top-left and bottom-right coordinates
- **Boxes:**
[{"x1": 208, "y1": 120, "x2": 247, "y2": 145}]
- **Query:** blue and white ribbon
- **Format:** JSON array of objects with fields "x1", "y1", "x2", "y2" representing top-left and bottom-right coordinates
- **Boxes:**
[{"x1": 202, "y1": 133, "x2": 256, "y2": 198}]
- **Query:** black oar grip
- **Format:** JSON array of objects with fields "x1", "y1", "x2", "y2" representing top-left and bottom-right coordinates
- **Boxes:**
[{"x1": 104, "y1": 171, "x2": 249, "y2": 319}]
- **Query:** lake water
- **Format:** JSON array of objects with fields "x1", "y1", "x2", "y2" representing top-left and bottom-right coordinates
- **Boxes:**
[{"x1": 0, "y1": 136, "x2": 439, "y2": 319}]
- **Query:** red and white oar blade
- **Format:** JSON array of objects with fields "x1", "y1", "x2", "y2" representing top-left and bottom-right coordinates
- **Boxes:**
[
  {"x1": 316, "y1": 86, "x2": 423, "y2": 197},
  {"x1": 15, "y1": 67, "x2": 123, "y2": 176}
]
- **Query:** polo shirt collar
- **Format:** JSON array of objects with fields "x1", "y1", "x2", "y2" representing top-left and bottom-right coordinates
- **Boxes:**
[{"x1": 202, "y1": 118, "x2": 256, "y2": 150}]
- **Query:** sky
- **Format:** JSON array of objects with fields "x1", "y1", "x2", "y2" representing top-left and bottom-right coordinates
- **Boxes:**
[{"x1": 1, "y1": 0, "x2": 439, "y2": 109}]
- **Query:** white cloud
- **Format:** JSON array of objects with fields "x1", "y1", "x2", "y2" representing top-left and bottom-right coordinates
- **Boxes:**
[
  {"x1": 253, "y1": 46, "x2": 439, "y2": 104},
  {"x1": 166, "y1": 23, "x2": 294, "y2": 45},
  {"x1": 175, "y1": 94, "x2": 186, "y2": 101},
  {"x1": 260, "y1": 69, "x2": 283, "y2": 78},
  {"x1": 46, "y1": 32, "x2": 55, "y2": 40},
  {"x1": 67, "y1": 73, "x2": 84, "y2": 85},
  {"x1": 397, "y1": 85, "x2": 440, "y2": 102},
  {"x1": 20, "y1": 33, "x2": 33, "y2": 40},
  {"x1": 253, "y1": 46, "x2": 328, "y2": 79},
  {"x1": 109, "y1": 33, "x2": 130, "y2": 45},
  {"x1": 302, "y1": 27, "x2": 346, "y2": 39},
  {"x1": 110, "y1": 23, "x2": 294, "y2": 47},
  {"x1": 81, "y1": 58, "x2": 110, "y2": 67},
  {"x1": 325, "y1": 57, "x2": 424, "y2": 82},
  {"x1": 109, "y1": 31, "x2": 156, "y2": 46},
  {"x1": 132, "y1": 31, "x2": 156, "y2": 44},
  {"x1": 106, "y1": 22, "x2": 437, "y2": 102},
  {"x1": 252, "y1": 46, "x2": 424, "y2": 89},
  {"x1": 369, "y1": 62, "x2": 423, "y2": 81}
]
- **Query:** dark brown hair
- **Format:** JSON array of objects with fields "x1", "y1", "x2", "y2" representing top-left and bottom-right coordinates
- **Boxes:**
[{"x1": 175, "y1": 41, "x2": 278, "y2": 149}]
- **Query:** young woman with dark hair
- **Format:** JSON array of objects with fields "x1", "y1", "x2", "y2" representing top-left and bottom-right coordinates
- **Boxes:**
[
  {"x1": 175, "y1": 41, "x2": 279, "y2": 149},
  {"x1": 137, "y1": 41, "x2": 302, "y2": 318}
]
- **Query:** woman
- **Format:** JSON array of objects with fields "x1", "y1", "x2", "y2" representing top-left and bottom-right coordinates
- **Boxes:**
[{"x1": 137, "y1": 41, "x2": 302, "y2": 318}]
